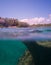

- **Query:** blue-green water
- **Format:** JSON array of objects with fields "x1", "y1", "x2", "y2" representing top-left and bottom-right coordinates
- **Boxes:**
[
  {"x1": 0, "y1": 40, "x2": 27, "y2": 65},
  {"x1": 0, "y1": 27, "x2": 51, "y2": 65}
]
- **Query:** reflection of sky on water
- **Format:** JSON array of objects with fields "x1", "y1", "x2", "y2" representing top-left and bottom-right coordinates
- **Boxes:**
[{"x1": 0, "y1": 27, "x2": 51, "y2": 41}]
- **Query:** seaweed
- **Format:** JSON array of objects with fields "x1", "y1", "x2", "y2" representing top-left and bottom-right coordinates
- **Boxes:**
[{"x1": 23, "y1": 41, "x2": 51, "y2": 65}]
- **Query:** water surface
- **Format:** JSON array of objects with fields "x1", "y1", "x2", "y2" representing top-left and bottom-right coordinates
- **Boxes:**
[{"x1": 0, "y1": 26, "x2": 51, "y2": 41}]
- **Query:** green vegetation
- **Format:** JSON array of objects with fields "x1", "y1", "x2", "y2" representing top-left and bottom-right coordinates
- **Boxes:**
[
  {"x1": 0, "y1": 40, "x2": 51, "y2": 65},
  {"x1": 18, "y1": 50, "x2": 34, "y2": 65},
  {"x1": 31, "y1": 24, "x2": 51, "y2": 27},
  {"x1": 0, "y1": 17, "x2": 51, "y2": 27},
  {"x1": 37, "y1": 41, "x2": 51, "y2": 47},
  {"x1": 0, "y1": 17, "x2": 29, "y2": 27},
  {"x1": 23, "y1": 41, "x2": 51, "y2": 65}
]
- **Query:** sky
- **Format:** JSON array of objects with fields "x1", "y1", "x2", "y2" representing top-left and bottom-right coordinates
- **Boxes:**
[
  {"x1": 0, "y1": 0, "x2": 51, "y2": 19},
  {"x1": 0, "y1": 0, "x2": 51, "y2": 24}
]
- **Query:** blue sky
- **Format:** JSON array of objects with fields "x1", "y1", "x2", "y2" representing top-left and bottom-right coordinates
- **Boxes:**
[{"x1": 0, "y1": 0, "x2": 51, "y2": 19}]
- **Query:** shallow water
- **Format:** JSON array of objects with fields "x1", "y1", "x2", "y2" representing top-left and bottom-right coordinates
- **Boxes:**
[
  {"x1": 0, "y1": 27, "x2": 51, "y2": 65},
  {"x1": 0, "y1": 26, "x2": 51, "y2": 41}
]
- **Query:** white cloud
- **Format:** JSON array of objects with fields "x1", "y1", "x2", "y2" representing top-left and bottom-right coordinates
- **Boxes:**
[{"x1": 20, "y1": 14, "x2": 51, "y2": 25}]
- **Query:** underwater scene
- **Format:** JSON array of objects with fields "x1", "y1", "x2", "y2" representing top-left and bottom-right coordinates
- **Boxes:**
[{"x1": 0, "y1": 27, "x2": 51, "y2": 65}]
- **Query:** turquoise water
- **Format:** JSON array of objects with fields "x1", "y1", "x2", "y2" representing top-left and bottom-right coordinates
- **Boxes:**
[
  {"x1": 0, "y1": 40, "x2": 27, "y2": 65},
  {"x1": 0, "y1": 27, "x2": 51, "y2": 41},
  {"x1": 0, "y1": 27, "x2": 51, "y2": 65}
]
